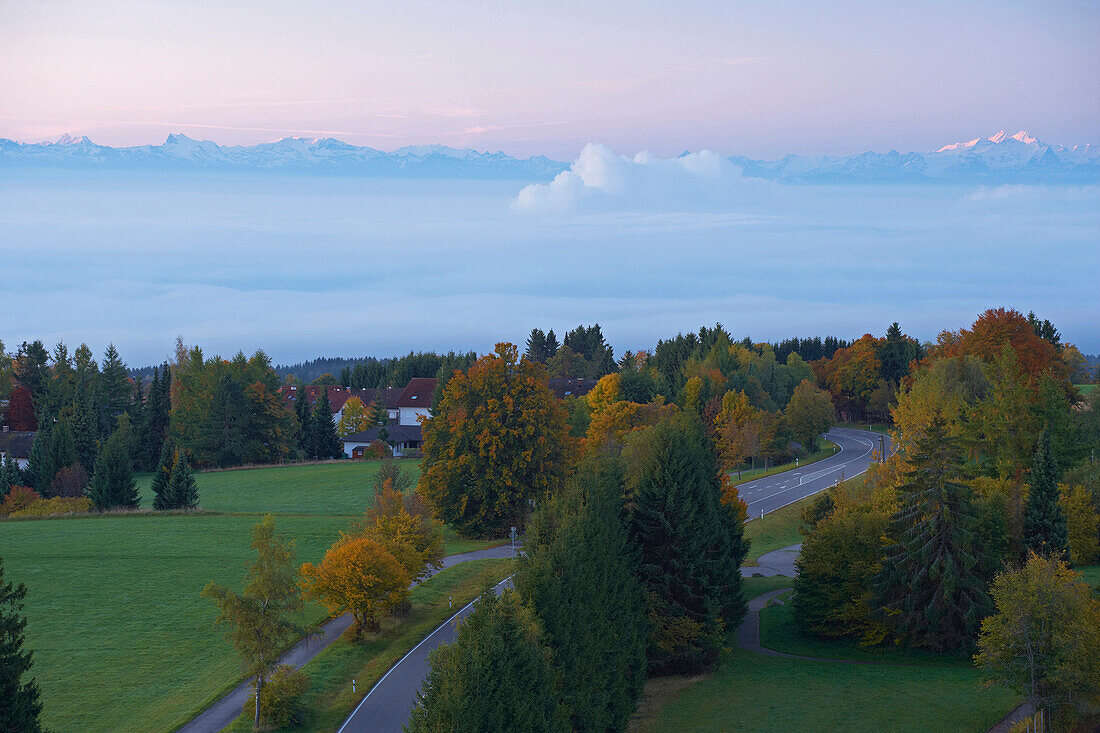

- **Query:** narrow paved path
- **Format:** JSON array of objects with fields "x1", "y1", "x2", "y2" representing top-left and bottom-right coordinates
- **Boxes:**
[
  {"x1": 178, "y1": 543, "x2": 515, "y2": 733},
  {"x1": 741, "y1": 544, "x2": 801, "y2": 578},
  {"x1": 740, "y1": 427, "x2": 890, "y2": 518}
]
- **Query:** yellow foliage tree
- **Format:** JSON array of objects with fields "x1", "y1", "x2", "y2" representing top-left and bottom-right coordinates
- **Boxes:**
[
  {"x1": 584, "y1": 399, "x2": 677, "y2": 455},
  {"x1": 713, "y1": 390, "x2": 764, "y2": 471},
  {"x1": 300, "y1": 535, "x2": 409, "y2": 634},
  {"x1": 362, "y1": 478, "x2": 445, "y2": 583},
  {"x1": 585, "y1": 373, "x2": 622, "y2": 416},
  {"x1": 336, "y1": 396, "x2": 370, "y2": 438},
  {"x1": 1060, "y1": 484, "x2": 1099, "y2": 566}
]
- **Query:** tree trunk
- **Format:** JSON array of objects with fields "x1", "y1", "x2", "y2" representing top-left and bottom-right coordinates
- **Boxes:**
[{"x1": 253, "y1": 674, "x2": 262, "y2": 730}]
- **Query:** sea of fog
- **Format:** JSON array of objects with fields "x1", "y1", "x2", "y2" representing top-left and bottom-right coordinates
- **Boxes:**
[{"x1": 1, "y1": 168, "x2": 1097, "y2": 364}]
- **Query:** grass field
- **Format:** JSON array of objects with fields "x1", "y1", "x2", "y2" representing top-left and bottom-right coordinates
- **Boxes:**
[
  {"x1": 633, "y1": 578, "x2": 1018, "y2": 732},
  {"x1": 1076, "y1": 384, "x2": 1096, "y2": 396},
  {"x1": 0, "y1": 458, "x2": 499, "y2": 733}
]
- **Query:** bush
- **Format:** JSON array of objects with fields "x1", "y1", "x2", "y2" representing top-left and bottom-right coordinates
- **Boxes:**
[
  {"x1": 50, "y1": 463, "x2": 89, "y2": 498},
  {"x1": 0, "y1": 485, "x2": 41, "y2": 516},
  {"x1": 244, "y1": 665, "x2": 309, "y2": 729},
  {"x1": 362, "y1": 440, "x2": 390, "y2": 459},
  {"x1": 10, "y1": 496, "x2": 94, "y2": 518}
]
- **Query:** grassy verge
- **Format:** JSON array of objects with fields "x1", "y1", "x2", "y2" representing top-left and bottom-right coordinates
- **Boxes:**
[
  {"x1": 742, "y1": 476, "x2": 869, "y2": 565},
  {"x1": 632, "y1": 577, "x2": 1018, "y2": 733},
  {"x1": 0, "y1": 459, "x2": 503, "y2": 732},
  {"x1": 727, "y1": 442, "x2": 837, "y2": 485},
  {"x1": 224, "y1": 558, "x2": 514, "y2": 732}
]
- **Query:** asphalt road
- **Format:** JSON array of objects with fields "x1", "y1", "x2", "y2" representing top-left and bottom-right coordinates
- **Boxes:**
[
  {"x1": 178, "y1": 543, "x2": 517, "y2": 733},
  {"x1": 338, "y1": 576, "x2": 514, "y2": 733},
  {"x1": 740, "y1": 427, "x2": 891, "y2": 519}
]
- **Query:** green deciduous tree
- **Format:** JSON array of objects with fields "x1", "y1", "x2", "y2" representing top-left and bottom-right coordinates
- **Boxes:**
[
  {"x1": 86, "y1": 430, "x2": 138, "y2": 510},
  {"x1": 1059, "y1": 484, "x2": 1098, "y2": 567},
  {"x1": 0, "y1": 558, "x2": 44, "y2": 733},
  {"x1": 784, "y1": 378, "x2": 835, "y2": 453},
  {"x1": 420, "y1": 343, "x2": 571, "y2": 537},
  {"x1": 874, "y1": 409, "x2": 990, "y2": 652},
  {"x1": 1023, "y1": 430, "x2": 1068, "y2": 558},
  {"x1": 516, "y1": 457, "x2": 647, "y2": 731},
  {"x1": 625, "y1": 414, "x2": 748, "y2": 673},
  {"x1": 202, "y1": 515, "x2": 307, "y2": 731},
  {"x1": 975, "y1": 553, "x2": 1100, "y2": 726},
  {"x1": 408, "y1": 587, "x2": 563, "y2": 733}
]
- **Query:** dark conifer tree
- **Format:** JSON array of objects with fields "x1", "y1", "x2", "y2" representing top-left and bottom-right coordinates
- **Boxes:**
[
  {"x1": 71, "y1": 382, "x2": 99, "y2": 474},
  {"x1": 1022, "y1": 429, "x2": 1068, "y2": 557},
  {"x1": 25, "y1": 416, "x2": 54, "y2": 494},
  {"x1": 294, "y1": 388, "x2": 313, "y2": 452},
  {"x1": 309, "y1": 387, "x2": 342, "y2": 459},
  {"x1": 151, "y1": 439, "x2": 176, "y2": 511},
  {"x1": 0, "y1": 559, "x2": 44, "y2": 733},
  {"x1": 516, "y1": 457, "x2": 647, "y2": 730},
  {"x1": 0, "y1": 455, "x2": 22, "y2": 499},
  {"x1": 140, "y1": 365, "x2": 171, "y2": 471},
  {"x1": 87, "y1": 431, "x2": 138, "y2": 510},
  {"x1": 874, "y1": 410, "x2": 990, "y2": 651},
  {"x1": 626, "y1": 414, "x2": 748, "y2": 674},
  {"x1": 44, "y1": 417, "x2": 78, "y2": 497},
  {"x1": 97, "y1": 344, "x2": 131, "y2": 435},
  {"x1": 167, "y1": 450, "x2": 199, "y2": 509}
]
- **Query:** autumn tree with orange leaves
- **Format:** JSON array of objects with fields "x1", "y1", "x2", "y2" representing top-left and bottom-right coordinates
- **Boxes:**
[
  {"x1": 419, "y1": 343, "x2": 572, "y2": 537},
  {"x1": 300, "y1": 535, "x2": 409, "y2": 635}
]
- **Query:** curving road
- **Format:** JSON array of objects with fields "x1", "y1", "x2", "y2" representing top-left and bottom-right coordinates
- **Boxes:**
[
  {"x1": 740, "y1": 427, "x2": 891, "y2": 519},
  {"x1": 178, "y1": 543, "x2": 516, "y2": 733}
]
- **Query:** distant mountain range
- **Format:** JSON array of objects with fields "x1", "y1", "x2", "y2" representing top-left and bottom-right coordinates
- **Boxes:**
[{"x1": 2, "y1": 130, "x2": 1096, "y2": 183}]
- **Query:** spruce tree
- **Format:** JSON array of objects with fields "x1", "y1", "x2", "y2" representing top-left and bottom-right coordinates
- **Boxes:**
[
  {"x1": 87, "y1": 431, "x2": 138, "y2": 510},
  {"x1": 151, "y1": 440, "x2": 176, "y2": 511},
  {"x1": 168, "y1": 451, "x2": 199, "y2": 509},
  {"x1": 407, "y1": 588, "x2": 562, "y2": 732},
  {"x1": 294, "y1": 388, "x2": 313, "y2": 452},
  {"x1": 515, "y1": 457, "x2": 647, "y2": 730},
  {"x1": 626, "y1": 414, "x2": 748, "y2": 674},
  {"x1": 369, "y1": 396, "x2": 388, "y2": 427},
  {"x1": 25, "y1": 418, "x2": 54, "y2": 495},
  {"x1": 0, "y1": 455, "x2": 21, "y2": 499},
  {"x1": 97, "y1": 344, "x2": 130, "y2": 435},
  {"x1": 1023, "y1": 429, "x2": 1068, "y2": 557},
  {"x1": 310, "y1": 387, "x2": 342, "y2": 460},
  {"x1": 71, "y1": 382, "x2": 99, "y2": 473},
  {"x1": 874, "y1": 410, "x2": 990, "y2": 651},
  {"x1": 140, "y1": 364, "x2": 171, "y2": 471},
  {"x1": 0, "y1": 559, "x2": 44, "y2": 733},
  {"x1": 47, "y1": 417, "x2": 78, "y2": 495}
]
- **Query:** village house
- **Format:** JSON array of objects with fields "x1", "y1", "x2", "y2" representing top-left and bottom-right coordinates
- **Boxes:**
[{"x1": 0, "y1": 429, "x2": 34, "y2": 469}]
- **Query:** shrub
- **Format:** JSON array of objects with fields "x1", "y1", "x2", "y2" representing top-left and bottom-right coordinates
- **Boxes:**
[
  {"x1": 50, "y1": 463, "x2": 89, "y2": 498},
  {"x1": 11, "y1": 496, "x2": 93, "y2": 518},
  {"x1": 0, "y1": 486, "x2": 41, "y2": 516},
  {"x1": 362, "y1": 440, "x2": 390, "y2": 459},
  {"x1": 243, "y1": 664, "x2": 309, "y2": 729}
]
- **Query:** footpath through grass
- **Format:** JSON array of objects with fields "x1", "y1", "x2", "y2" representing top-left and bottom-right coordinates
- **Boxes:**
[
  {"x1": 0, "y1": 459, "x2": 498, "y2": 733},
  {"x1": 632, "y1": 577, "x2": 1018, "y2": 732},
  {"x1": 225, "y1": 557, "x2": 515, "y2": 732}
]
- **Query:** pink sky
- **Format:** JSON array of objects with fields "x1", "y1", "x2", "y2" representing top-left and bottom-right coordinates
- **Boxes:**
[{"x1": 2, "y1": 0, "x2": 1097, "y2": 158}]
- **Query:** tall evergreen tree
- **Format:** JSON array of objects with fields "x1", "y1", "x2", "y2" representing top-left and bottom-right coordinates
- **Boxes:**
[
  {"x1": 98, "y1": 344, "x2": 130, "y2": 435},
  {"x1": 516, "y1": 457, "x2": 647, "y2": 731},
  {"x1": 0, "y1": 559, "x2": 44, "y2": 733},
  {"x1": 25, "y1": 418, "x2": 54, "y2": 494},
  {"x1": 294, "y1": 388, "x2": 313, "y2": 451},
  {"x1": 874, "y1": 410, "x2": 990, "y2": 651},
  {"x1": 46, "y1": 417, "x2": 78, "y2": 497},
  {"x1": 368, "y1": 395, "x2": 388, "y2": 428},
  {"x1": 626, "y1": 414, "x2": 748, "y2": 673},
  {"x1": 13, "y1": 340, "x2": 50, "y2": 413},
  {"x1": 407, "y1": 588, "x2": 562, "y2": 733},
  {"x1": 167, "y1": 451, "x2": 199, "y2": 509},
  {"x1": 309, "y1": 387, "x2": 342, "y2": 460},
  {"x1": 71, "y1": 381, "x2": 99, "y2": 473},
  {"x1": 524, "y1": 328, "x2": 555, "y2": 364},
  {"x1": 140, "y1": 365, "x2": 171, "y2": 471},
  {"x1": 87, "y1": 431, "x2": 138, "y2": 510},
  {"x1": 1023, "y1": 429, "x2": 1068, "y2": 557},
  {"x1": 0, "y1": 455, "x2": 22, "y2": 499}
]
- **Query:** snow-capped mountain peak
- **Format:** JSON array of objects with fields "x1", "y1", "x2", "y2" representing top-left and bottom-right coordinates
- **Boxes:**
[{"x1": 47, "y1": 133, "x2": 95, "y2": 146}]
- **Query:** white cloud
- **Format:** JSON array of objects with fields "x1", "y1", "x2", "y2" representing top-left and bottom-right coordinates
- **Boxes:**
[{"x1": 512, "y1": 143, "x2": 756, "y2": 213}]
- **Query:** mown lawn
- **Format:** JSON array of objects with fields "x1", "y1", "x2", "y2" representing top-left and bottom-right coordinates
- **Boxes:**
[
  {"x1": 0, "y1": 459, "x2": 496, "y2": 733},
  {"x1": 636, "y1": 580, "x2": 1018, "y2": 733}
]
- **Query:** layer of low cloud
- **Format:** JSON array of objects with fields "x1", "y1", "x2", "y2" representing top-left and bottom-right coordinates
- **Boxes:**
[{"x1": 513, "y1": 143, "x2": 759, "y2": 213}]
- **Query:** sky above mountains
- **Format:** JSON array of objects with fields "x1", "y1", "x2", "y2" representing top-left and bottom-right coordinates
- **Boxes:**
[{"x1": 2, "y1": 0, "x2": 1097, "y2": 158}]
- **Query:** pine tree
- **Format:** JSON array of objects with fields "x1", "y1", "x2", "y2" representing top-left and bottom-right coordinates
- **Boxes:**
[
  {"x1": 98, "y1": 344, "x2": 131, "y2": 435},
  {"x1": 151, "y1": 439, "x2": 176, "y2": 511},
  {"x1": 310, "y1": 387, "x2": 342, "y2": 460},
  {"x1": 515, "y1": 457, "x2": 647, "y2": 730},
  {"x1": 294, "y1": 388, "x2": 313, "y2": 452},
  {"x1": 0, "y1": 559, "x2": 44, "y2": 733},
  {"x1": 369, "y1": 396, "x2": 388, "y2": 427},
  {"x1": 874, "y1": 410, "x2": 990, "y2": 651},
  {"x1": 87, "y1": 431, "x2": 138, "y2": 510},
  {"x1": 1023, "y1": 429, "x2": 1068, "y2": 557},
  {"x1": 140, "y1": 365, "x2": 171, "y2": 471},
  {"x1": 168, "y1": 451, "x2": 199, "y2": 509},
  {"x1": 626, "y1": 414, "x2": 748, "y2": 673}
]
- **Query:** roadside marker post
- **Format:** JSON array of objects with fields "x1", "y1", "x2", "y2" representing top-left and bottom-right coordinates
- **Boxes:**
[{"x1": 510, "y1": 526, "x2": 517, "y2": 559}]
